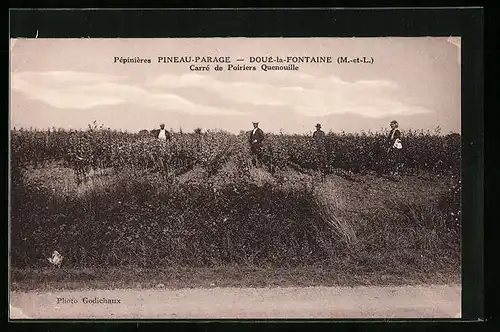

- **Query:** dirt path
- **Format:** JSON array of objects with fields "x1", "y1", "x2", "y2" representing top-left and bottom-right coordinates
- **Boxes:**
[{"x1": 10, "y1": 284, "x2": 461, "y2": 319}]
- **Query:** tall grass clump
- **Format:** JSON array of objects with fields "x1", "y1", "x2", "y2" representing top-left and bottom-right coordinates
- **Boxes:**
[{"x1": 11, "y1": 165, "x2": 358, "y2": 268}]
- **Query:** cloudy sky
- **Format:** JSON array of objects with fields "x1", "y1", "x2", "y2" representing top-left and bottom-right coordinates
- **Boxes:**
[{"x1": 10, "y1": 37, "x2": 461, "y2": 134}]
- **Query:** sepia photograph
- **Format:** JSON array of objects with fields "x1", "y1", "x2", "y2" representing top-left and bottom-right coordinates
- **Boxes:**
[{"x1": 9, "y1": 37, "x2": 462, "y2": 319}]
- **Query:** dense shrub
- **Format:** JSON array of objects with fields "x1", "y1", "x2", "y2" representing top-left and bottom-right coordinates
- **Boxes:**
[
  {"x1": 10, "y1": 126, "x2": 461, "y2": 271},
  {"x1": 11, "y1": 166, "x2": 359, "y2": 268},
  {"x1": 11, "y1": 127, "x2": 461, "y2": 179},
  {"x1": 261, "y1": 130, "x2": 460, "y2": 175}
]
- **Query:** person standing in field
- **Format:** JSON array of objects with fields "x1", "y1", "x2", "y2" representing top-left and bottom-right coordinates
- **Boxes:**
[
  {"x1": 387, "y1": 120, "x2": 403, "y2": 176},
  {"x1": 312, "y1": 123, "x2": 327, "y2": 172},
  {"x1": 249, "y1": 121, "x2": 264, "y2": 167},
  {"x1": 156, "y1": 123, "x2": 171, "y2": 141},
  {"x1": 313, "y1": 123, "x2": 325, "y2": 141},
  {"x1": 194, "y1": 127, "x2": 203, "y2": 154}
]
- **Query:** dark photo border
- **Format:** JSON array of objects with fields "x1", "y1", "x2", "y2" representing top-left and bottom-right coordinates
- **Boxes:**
[{"x1": 7, "y1": 7, "x2": 484, "y2": 330}]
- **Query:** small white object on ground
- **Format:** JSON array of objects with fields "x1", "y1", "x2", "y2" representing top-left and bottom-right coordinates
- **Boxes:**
[{"x1": 48, "y1": 250, "x2": 63, "y2": 268}]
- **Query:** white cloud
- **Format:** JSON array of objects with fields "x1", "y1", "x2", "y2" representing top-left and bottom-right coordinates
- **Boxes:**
[
  {"x1": 11, "y1": 73, "x2": 127, "y2": 109},
  {"x1": 148, "y1": 72, "x2": 433, "y2": 118},
  {"x1": 147, "y1": 93, "x2": 244, "y2": 116},
  {"x1": 11, "y1": 70, "x2": 433, "y2": 119},
  {"x1": 11, "y1": 71, "x2": 245, "y2": 116}
]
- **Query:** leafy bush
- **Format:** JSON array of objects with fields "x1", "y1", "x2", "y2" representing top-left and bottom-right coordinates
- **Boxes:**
[
  {"x1": 11, "y1": 127, "x2": 460, "y2": 180},
  {"x1": 9, "y1": 126, "x2": 461, "y2": 271}
]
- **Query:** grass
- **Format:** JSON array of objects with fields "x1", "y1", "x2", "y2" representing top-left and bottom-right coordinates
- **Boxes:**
[
  {"x1": 10, "y1": 160, "x2": 461, "y2": 290},
  {"x1": 10, "y1": 265, "x2": 461, "y2": 292}
]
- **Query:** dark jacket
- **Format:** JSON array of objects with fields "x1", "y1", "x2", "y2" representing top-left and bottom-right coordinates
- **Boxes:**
[
  {"x1": 388, "y1": 128, "x2": 401, "y2": 148},
  {"x1": 249, "y1": 128, "x2": 264, "y2": 145},
  {"x1": 313, "y1": 129, "x2": 325, "y2": 141},
  {"x1": 151, "y1": 128, "x2": 171, "y2": 140}
]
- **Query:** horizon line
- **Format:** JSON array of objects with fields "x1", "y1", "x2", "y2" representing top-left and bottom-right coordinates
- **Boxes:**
[{"x1": 10, "y1": 125, "x2": 460, "y2": 135}]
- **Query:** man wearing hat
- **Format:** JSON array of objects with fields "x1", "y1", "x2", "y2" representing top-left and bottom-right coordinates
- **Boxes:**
[
  {"x1": 387, "y1": 120, "x2": 403, "y2": 176},
  {"x1": 313, "y1": 123, "x2": 325, "y2": 141},
  {"x1": 249, "y1": 121, "x2": 265, "y2": 167},
  {"x1": 312, "y1": 123, "x2": 327, "y2": 172}
]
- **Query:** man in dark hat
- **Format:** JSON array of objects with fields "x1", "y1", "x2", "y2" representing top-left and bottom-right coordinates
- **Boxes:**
[
  {"x1": 312, "y1": 123, "x2": 327, "y2": 172},
  {"x1": 249, "y1": 121, "x2": 265, "y2": 167},
  {"x1": 313, "y1": 123, "x2": 325, "y2": 141}
]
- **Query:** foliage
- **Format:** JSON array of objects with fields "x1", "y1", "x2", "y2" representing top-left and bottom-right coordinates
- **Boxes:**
[
  {"x1": 9, "y1": 125, "x2": 461, "y2": 271},
  {"x1": 11, "y1": 126, "x2": 461, "y2": 180}
]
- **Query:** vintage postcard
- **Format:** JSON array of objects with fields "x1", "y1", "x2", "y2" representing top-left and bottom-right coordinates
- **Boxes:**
[{"x1": 9, "y1": 37, "x2": 462, "y2": 319}]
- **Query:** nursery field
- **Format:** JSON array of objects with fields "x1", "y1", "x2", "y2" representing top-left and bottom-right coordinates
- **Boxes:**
[{"x1": 9, "y1": 127, "x2": 461, "y2": 289}]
